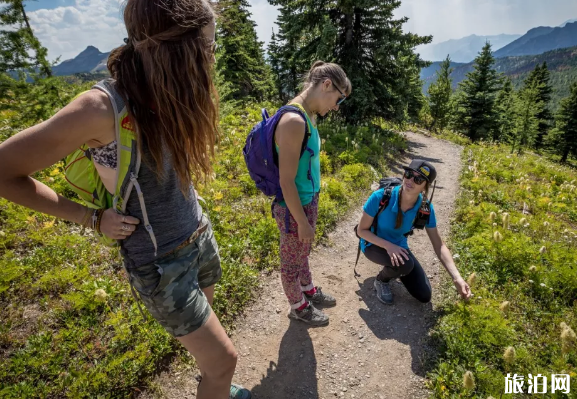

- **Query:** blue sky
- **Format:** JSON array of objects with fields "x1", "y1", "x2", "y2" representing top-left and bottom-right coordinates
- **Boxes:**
[{"x1": 25, "y1": 0, "x2": 577, "y2": 63}]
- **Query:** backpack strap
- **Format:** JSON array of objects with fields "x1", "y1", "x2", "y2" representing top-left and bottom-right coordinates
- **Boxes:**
[
  {"x1": 353, "y1": 187, "x2": 394, "y2": 277},
  {"x1": 92, "y1": 79, "x2": 159, "y2": 257}
]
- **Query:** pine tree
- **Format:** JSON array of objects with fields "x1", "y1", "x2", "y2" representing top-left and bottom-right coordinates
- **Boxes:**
[
  {"x1": 427, "y1": 55, "x2": 453, "y2": 132},
  {"x1": 523, "y1": 62, "x2": 552, "y2": 150},
  {"x1": 511, "y1": 82, "x2": 541, "y2": 155},
  {"x1": 268, "y1": 0, "x2": 431, "y2": 124},
  {"x1": 216, "y1": 0, "x2": 273, "y2": 103},
  {"x1": 546, "y1": 81, "x2": 577, "y2": 163},
  {"x1": 454, "y1": 43, "x2": 501, "y2": 142},
  {"x1": 494, "y1": 77, "x2": 516, "y2": 143},
  {"x1": 0, "y1": 0, "x2": 51, "y2": 77}
]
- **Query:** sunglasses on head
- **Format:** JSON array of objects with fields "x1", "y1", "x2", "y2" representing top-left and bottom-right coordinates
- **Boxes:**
[
  {"x1": 404, "y1": 169, "x2": 427, "y2": 185},
  {"x1": 331, "y1": 82, "x2": 347, "y2": 106}
]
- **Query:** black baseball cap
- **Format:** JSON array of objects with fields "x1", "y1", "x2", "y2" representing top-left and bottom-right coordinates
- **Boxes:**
[{"x1": 403, "y1": 159, "x2": 437, "y2": 182}]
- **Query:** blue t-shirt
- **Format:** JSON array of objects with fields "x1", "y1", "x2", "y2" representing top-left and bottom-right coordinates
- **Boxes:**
[{"x1": 361, "y1": 185, "x2": 437, "y2": 252}]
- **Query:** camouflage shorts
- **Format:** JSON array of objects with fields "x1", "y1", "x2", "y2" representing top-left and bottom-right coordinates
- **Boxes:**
[{"x1": 126, "y1": 214, "x2": 222, "y2": 337}]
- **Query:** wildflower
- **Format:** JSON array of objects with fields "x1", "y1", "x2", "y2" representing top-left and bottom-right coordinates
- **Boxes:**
[
  {"x1": 0, "y1": 231, "x2": 5, "y2": 237},
  {"x1": 526, "y1": 186, "x2": 532, "y2": 192},
  {"x1": 321, "y1": 139, "x2": 326, "y2": 145},
  {"x1": 524, "y1": 223, "x2": 530, "y2": 228},
  {"x1": 463, "y1": 371, "x2": 475, "y2": 390},
  {"x1": 561, "y1": 324, "x2": 576, "y2": 354},
  {"x1": 493, "y1": 223, "x2": 498, "y2": 228},
  {"x1": 539, "y1": 246, "x2": 546, "y2": 254},
  {"x1": 529, "y1": 280, "x2": 534, "y2": 283},
  {"x1": 452, "y1": 254, "x2": 460, "y2": 259},
  {"x1": 95, "y1": 289, "x2": 108, "y2": 302},
  {"x1": 529, "y1": 266, "x2": 537, "y2": 272},
  {"x1": 540, "y1": 283, "x2": 546, "y2": 287},
  {"x1": 519, "y1": 218, "x2": 527, "y2": 225},
  {"x1": 214, "y1": 191, "x2": 224, "y2": 201},
  {"x1": 499, "y1": 301, "x2": 510, "y2": 312},
  {"x1": 489, "y1": 212, "x2": 497, "y2": 221},
  {"x1": 543, "y1": 221, "x2": 550, "y2": 227},
  {"x1": 469, "y1": 200, "x2": 475, "y2": 205},
  {"x1": 502, "y1": 213, "x2": 510, "y2": 229},
  {"x1": 504, "y1": 346, "x2": 516, "y2": 364},
  {"x1": 493, "y1": 231, "x2": 503, "y2": 243},
  {"x1": 214, "y1": 206, "x2": 222, "y2": 212},
  {"x1": 467, "y1": 272, "x2": 477, "y2": 286}
]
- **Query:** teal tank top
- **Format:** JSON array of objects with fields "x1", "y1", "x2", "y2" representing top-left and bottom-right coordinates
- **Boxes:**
[{"x1": 276, "y1": 103, "x2": 321, "y2": 207}]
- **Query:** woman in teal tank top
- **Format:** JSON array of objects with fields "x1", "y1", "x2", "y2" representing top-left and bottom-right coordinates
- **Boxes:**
[{"x1": 273, "y1": 61, "x2": 351, "y2": 326}]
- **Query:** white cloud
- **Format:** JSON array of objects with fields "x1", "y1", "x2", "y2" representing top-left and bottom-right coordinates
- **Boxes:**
[{"x1": 28, "y1": 0, "x2": 126, "y2": 62}]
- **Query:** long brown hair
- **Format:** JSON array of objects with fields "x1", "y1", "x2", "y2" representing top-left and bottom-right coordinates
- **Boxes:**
[
  {"x1": 107, "y1": 0, "x2": 218, "y2": 191},
  {"x1": 395, "y1": 181, "x2": 430, "y2": 229},
  {"x1": 301, "y1": 61, "x2": 352, "y2": 95}
]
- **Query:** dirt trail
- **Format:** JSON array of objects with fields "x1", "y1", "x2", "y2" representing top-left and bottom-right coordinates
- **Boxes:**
[{"x1": 143, "y1": 131, "x2": 464, "y2": 399}]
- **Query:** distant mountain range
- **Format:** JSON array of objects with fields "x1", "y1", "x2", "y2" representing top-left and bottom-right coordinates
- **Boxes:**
[
  {"x1": 421, "y1": 45, "x2": 577, "y2": 110},
  {"x1": 493, "y1": 22, "x2": 577, "y2": 58},
  {"x1": 418, "y1": 34, "x2": 521, "y2": 63},
  {"x1": 52, "y1": 46, "x2": 109, "y2": 76},
  {"x1": 419, "y1": 20, "x2": 577, "y2": 63}
]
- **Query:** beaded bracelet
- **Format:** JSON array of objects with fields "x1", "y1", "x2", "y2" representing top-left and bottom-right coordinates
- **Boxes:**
[{"x1": 95, "y1": 209, "x2": 105, "y2": 233}]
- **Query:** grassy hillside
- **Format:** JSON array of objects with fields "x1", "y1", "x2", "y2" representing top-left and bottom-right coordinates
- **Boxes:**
[
  {"x1": 427, "y1": 143, "x2": 577, "y2": 398},
  {"x1": 0, "y1": 81, "x2": 406, "y2": 397}
]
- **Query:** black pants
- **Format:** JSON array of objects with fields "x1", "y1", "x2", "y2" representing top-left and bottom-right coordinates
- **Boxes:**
[{"x1": 364, "y1": 244, "x2": 432, "y2": 303}]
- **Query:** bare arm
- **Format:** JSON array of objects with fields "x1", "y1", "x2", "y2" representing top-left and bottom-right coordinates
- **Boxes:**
[
  {"x1": 276, "y1": 113, "x2": 312, "y2": 241},
  {"x1": 0, "y1": 90, "x2": 114, "y2": 225},
  {"x1": 426, "y1": 227, "x2": 472, "y2": 299},
  {"x1": 357, "y1": 210, "x2": 410, "y2": 266}
]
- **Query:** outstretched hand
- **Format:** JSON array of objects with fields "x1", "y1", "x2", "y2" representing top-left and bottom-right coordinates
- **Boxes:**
[{"x1": 454, "y1": 278, "x2": 472, "y2": 300}]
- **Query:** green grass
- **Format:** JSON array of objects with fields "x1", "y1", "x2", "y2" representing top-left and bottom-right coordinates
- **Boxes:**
[
  {"x1": 0, "y1": 89, "x2": 406, "y2": 397},
  {"x1": 426, "y1": 143, "x2": 577, "y2": 398}
]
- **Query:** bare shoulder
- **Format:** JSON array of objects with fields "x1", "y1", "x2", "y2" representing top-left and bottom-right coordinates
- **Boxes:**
[{"x1": 276, "y1": 112, "x2": 306, "y2": 142}]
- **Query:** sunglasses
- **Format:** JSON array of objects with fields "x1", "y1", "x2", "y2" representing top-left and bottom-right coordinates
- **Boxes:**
[
  {"x1": 332, "y1": 82, "x2": 347, "y2": 106},
  {"x1": 403, "y1": 169, "x2": 427, "y2": 185}
]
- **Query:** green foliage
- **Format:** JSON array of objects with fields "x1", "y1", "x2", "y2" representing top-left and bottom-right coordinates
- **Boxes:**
[
  {"x1": 546, "y1": 81, "x2": 577, "y2": 163},
  {"x1": 511, "y1": 82, "x2": 541, "y2": 155},
  {"x1": 453, "y1": 43, "x2": 502, "y2": 142},
  {"x1": 0, "y1": 0, "x2": 52, "y2": 78},
  {"x1": 493, "y1": 77, "x2": 515, "y2": 143},
  {"x1": 523, "y1": 62, "x2": 553, "y2": 150},
  {"x1": 427, "y1": 144, "x2": 577, "y2": 397},
  {"x1": 267, "y1": 0, "x2": 431, "y2": 125},
  {"x1": 427, "y1": 55, "x2": 453, "y2": 132},
  {"x1": 215, "y1": 0, "x2": 274, "y2": 103}
]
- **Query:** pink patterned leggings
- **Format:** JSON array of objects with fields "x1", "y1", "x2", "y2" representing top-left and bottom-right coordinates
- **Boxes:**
[{"x1": 273, "y1": 194, "x2": 319, "y2": 309}]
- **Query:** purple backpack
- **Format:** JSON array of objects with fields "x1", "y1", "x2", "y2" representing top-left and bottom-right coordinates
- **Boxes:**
[{"x1": 243, "y1": 105, "x2": 312, "y2": 232}]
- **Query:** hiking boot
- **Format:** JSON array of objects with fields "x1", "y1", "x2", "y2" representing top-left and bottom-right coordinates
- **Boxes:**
[
  {"x1": 304, "y1": 286, "x2": 336, "y2": 307},
  {"x1": 288, "y1": 302, "x2": 329, "y2": 326},
  {"x1": 374, "y1": 279, "x2": 394, "y2": 305},
  {"x1": 230, "y1": 383, "x2": 251, "y2": 399}
]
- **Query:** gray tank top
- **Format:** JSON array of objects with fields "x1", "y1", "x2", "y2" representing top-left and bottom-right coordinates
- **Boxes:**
[{"x1": 94, "y1": 80, "x2": 202, "y2": 267}]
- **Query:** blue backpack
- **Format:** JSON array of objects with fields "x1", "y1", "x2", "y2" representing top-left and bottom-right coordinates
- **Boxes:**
[{"x1": 243, "y1": 105, "x2": 313, "y2": 232}]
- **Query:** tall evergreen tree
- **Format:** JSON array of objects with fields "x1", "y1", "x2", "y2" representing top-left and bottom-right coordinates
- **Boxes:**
[
  {"x1": 216, "y1": 0, "x2": 273, "y2": 103},
  {"x1": 523, "y1": 62, "x2": 552, "y2": 150},
  {"x1": 546, "y1": 81, "x2": 577, "y2": 163},
  {"x1": 427, "y1": 55, "x2": 453, "y2": 132},
  {"x1": 0, "y1": 0, "x2": 51, "y2": 77},
  {"x1": 511, "y1": 82, "x2": 540, "y2": 155},
  {"x1": 494, "y1": 77, "x2": 516, "y2": 142},
  {"x1": 268, "y1": 0, "x2": 431, "y2": 124},
  {"x1": 454, "y1": 43, "x2": 501, "y2": 142}
]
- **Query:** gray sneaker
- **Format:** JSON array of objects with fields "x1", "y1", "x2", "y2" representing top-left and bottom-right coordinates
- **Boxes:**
[
  {"x1": 374, "y1": 279, "x2": 394, "y2": 305},
  {"x1": 304, "y1": 286, "x2": 336, "y2": 307},
  {"x1": 288, "y1": 302, "x2": 329, "y2": 326},
  {"x1": 230, "y1": 383, "x2": 251, "y2": 399}
]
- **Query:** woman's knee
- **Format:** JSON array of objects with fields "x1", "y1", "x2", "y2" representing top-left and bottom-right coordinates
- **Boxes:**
[
  {"x1": 205, "y1": 347, "x2": 238, "y2": 379},
  {"x1": 415, "y1": 289, "x2": 432, "y2": 303}
]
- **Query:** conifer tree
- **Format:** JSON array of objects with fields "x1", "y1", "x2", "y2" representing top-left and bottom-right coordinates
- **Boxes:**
[
  {"x1": 454, "y1": 43, "x2": 501, "y2": 141},
  {"x1": 268, "y1": 0, "x2": 431, "y2": 124},
  {"x1": 546, "y1": 81, "x2": 577, "y2": 163},
  {"x1": 523, "y1": 62, "x2": 552, "y2": 150},
  {"x1": 216, "y1": 0, "x2": 273, "y2": 102},
  {"x1": 427, "y1": 55, "x2": 453, "y2": 132},
  {"x1": 494, "y1": 77, "x2": 515, "y2": 142}
]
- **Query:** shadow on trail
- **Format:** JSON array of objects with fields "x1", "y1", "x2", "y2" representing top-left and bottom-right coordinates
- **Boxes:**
[
  {"x1": 355, "y1": 275, "x2": 441, "y2": 378},
  {"x1": 250, "y1": 320, "x2": 319, "y2": 399}
]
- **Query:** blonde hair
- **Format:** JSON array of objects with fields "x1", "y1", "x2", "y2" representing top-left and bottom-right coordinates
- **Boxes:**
[{"x1": 302, "y1": 61, "x2": 351, "y2": 95}]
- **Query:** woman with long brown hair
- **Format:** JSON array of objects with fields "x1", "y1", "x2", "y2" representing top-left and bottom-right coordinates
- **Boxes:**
[{"x1": 0, "y1": 1, "x2": 250, "y2": 398}]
